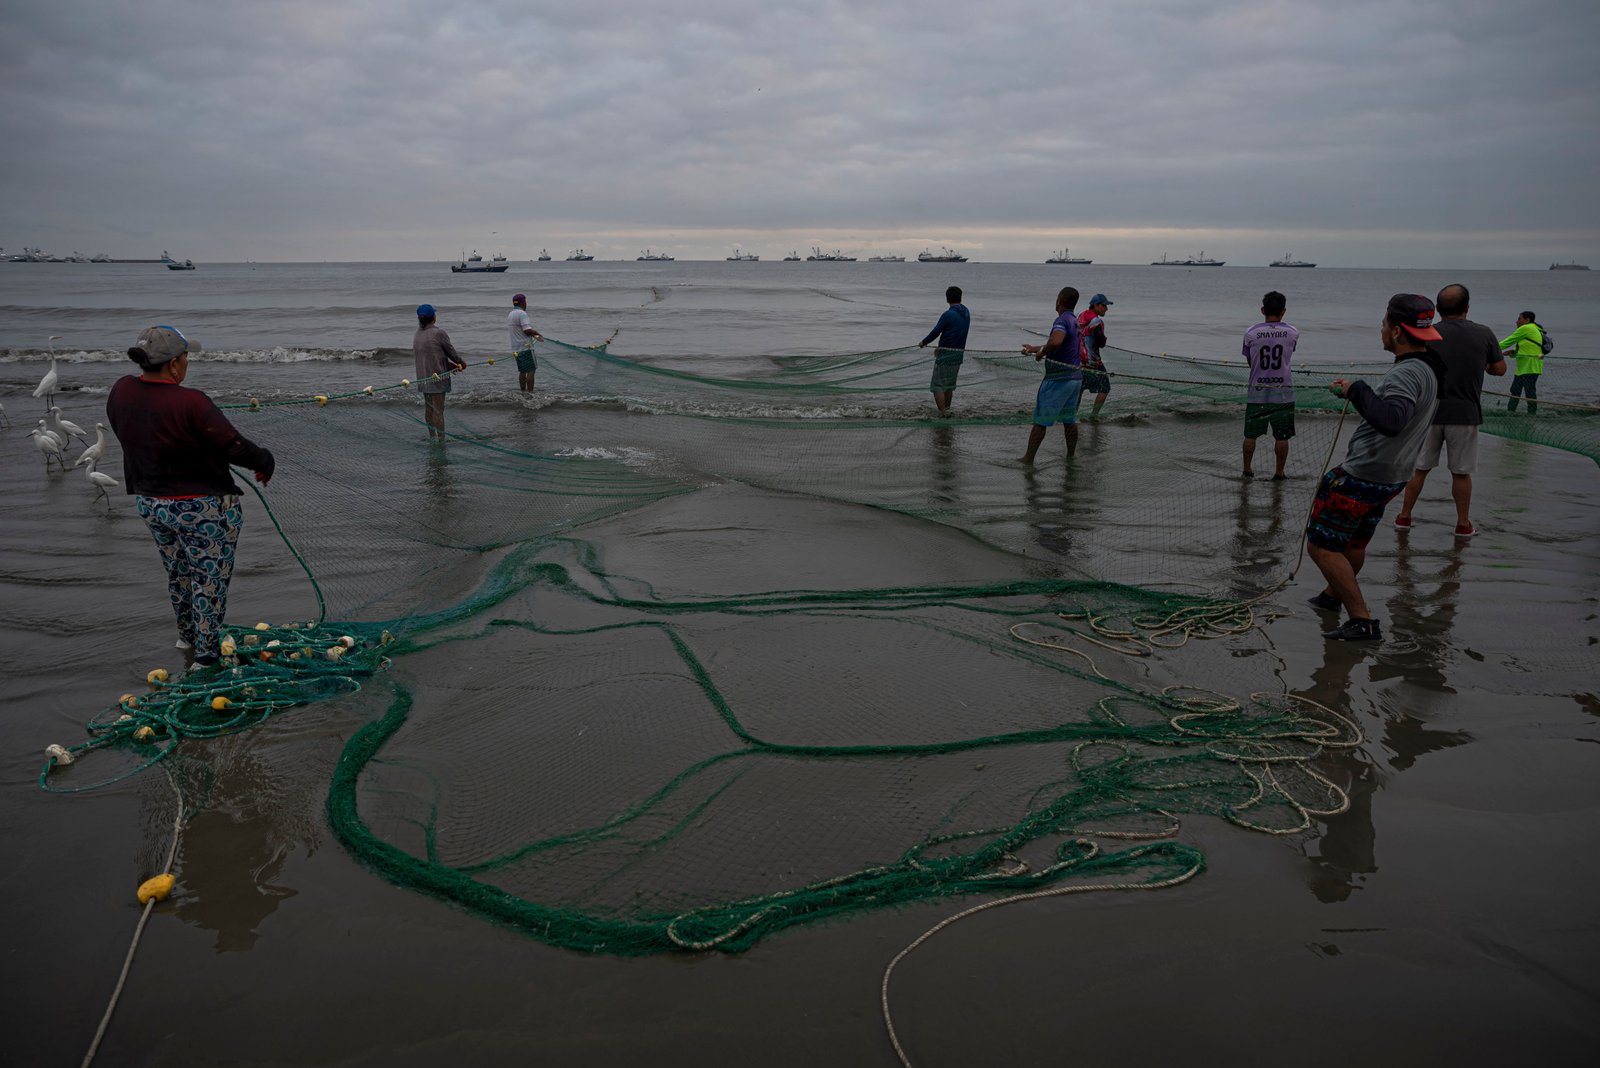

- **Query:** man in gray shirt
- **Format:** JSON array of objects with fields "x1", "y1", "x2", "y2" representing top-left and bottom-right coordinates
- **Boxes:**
[
  {"x1": 1306, "y1": 294, "x2": 1446, "y2": 641},
  {"x1": 412, "y1": 303, "x2": 467, "y2": 438},
  {"x1": 1390, "y1": 283, "x2": 1506, "y2": 538}
]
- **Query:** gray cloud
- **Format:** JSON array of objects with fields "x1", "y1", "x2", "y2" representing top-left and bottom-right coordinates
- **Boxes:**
[{"x1": 2, "y1": 0, "x2": 1595, "y2": 266}]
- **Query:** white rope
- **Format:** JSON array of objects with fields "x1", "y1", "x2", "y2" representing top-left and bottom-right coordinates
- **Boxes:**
[
  {"x1": 81, "y1": 770, "x2": 185, "y2": 1068},
  {"x1": 880, "y1": 855, "x2": 1203, "y2": 1068}
]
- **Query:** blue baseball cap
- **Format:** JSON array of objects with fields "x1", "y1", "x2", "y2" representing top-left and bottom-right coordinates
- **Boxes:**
[
  {"x1": 416, "y1": 304, "x2": 435, "y2": 318},
  {"x1": 1089, "y1": 294, "x2": 1113, "y2": 307}
]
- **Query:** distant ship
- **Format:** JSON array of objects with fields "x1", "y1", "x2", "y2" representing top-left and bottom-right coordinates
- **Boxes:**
[
  {"x1": 492, "y1": 253, "x2": 509, "y2": 265},
  {"x1": 726, "y1": 247, "x2": 760, "y2": 261},
  {"x1": 162, "y1": 251, "x2": 196, "y2": 270},
  {"x1": 636, "y1": 249, "x2": 675, "y2": 261},
  {"x1": 867, "y1": 254, "x2": 906, "y2": 262},
  {"x1": 1270, "y1": 253, "x2": 1316, "y2": 267},
  {"x1": 1550, "y1": 260, "x2": 1590, "y2": 271},
  {"x1": 536, "y1": 249, "x2": 552, "y2": 261},
  {"x1": 1152, "y1": 251, "x2": 1225, "y2": 266},
  {"x1": 783, "y1": 251, "x2": 803, "y2": 261},
  {"x1": 451, "y1": 249, "x2": 508, "y2": 273},
  {"x1": 1045, "y1": 248, "x2": 1091, "y2": 264},
  {"x1": 918, "y1": 247, "x2": 968, "y2": 262},
  {"x1": 806, "y1": 247, "x2": 856, "y2": 261},
  {"x1": 566, "y1": 249, "x2": 594, "y2": 261}
]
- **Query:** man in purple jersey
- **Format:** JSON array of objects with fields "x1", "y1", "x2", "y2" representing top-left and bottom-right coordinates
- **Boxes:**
[{"x1": 1241, "y1": 291, "x2": 1299, "y2": 479}]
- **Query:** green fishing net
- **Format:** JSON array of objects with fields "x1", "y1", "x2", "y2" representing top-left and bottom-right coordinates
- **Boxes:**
[{"x1": 40, "y1": 340, "x2": 1597, "y2": 954}]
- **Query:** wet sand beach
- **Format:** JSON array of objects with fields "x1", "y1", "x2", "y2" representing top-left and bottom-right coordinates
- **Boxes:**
[{"x1": 4, "y1": 397, "x2": 1598, "y2": 1066}]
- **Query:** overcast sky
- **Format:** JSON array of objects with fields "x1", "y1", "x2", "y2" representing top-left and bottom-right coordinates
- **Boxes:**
[{"x1": 3, "y1": 0, "x2": 1596, "y2": 266}]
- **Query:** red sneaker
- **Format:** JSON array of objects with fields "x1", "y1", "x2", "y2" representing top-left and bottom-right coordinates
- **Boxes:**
[{"x1": 1454, "y1": 521, "x2": 1476, "y2": 537}]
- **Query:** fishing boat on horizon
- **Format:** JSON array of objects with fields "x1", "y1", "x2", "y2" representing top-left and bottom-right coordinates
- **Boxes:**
[
  {"x1": 1045, "y1": 248, "x2": 1091, "y2": 264},
  {"x1": 917, "y1": 247, "x2": 968, "y2": 262},
  {"x1": 1270, "y1": 253, "x2": 1316, "y2": 267},
  {"x1": 536, "y1": 249, "x2": 552, "y2": 261},
  {"x1": 867, "y1": 253, "x2": 906, "y2": 262},
  {"x1": 783, "y1": 250, "x2": 802, "y2": 261},
  {"x1": 636, "y1": 249, "x2": 675, "y2": 261},
  {"x1": 566, "y1": 249, "x2": 594, "y2": 261},
  {"x1": 806, "y1": 247, "x2": 856, "y2": 261},
  {"x1": 726, "y1": 247, "x2": 760, "y2": 261},
  {"x1": 1550, "y1": 260, "x2": 1590, "y2": 271},
  {"x1": 1152, "y1": 251, "x2": 1225, "y2": 266},
  {"x1": 451, "y1": 249, "x2": 508, "y2": 273},
  {"x1": 163, "y1": 251, "x2": 196, "y2": 271}
]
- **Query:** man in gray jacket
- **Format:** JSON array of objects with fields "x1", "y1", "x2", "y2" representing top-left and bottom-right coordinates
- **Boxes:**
[{"x1": 1306, "y1": 294, "x2": 1446, "y2": 641}]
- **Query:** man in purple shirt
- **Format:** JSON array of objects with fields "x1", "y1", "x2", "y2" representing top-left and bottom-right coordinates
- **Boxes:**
[
  {"x1": 1241, "y1": 291, "x2": 1299, "y2": 479},
  {"x1": 1017, "y1": 286, "x2": 1082, "y2": 463}
]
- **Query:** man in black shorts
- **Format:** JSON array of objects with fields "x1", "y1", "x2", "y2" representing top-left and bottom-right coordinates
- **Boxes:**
[{"x1": 1241, "y1": 291, "x2": 1299, "y2": 479}]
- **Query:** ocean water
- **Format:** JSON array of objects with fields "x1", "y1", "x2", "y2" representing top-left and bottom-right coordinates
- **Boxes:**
[{"x1": 2, "y1": 260, "x2": 1596, "y2": 402}]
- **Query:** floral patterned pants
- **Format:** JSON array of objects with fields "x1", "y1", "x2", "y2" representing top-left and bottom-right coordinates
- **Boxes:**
[{"x1": 136, "y1": 495, "x2": 242, "y2": 662}]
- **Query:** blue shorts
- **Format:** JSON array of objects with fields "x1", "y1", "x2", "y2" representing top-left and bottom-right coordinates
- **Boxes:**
[
  {"x1": 1033, "y1": 377, "x2": 1083, "y2": 427},
  {"x1": 514, "y1": 348, "x2": 536, "y2": 374}
]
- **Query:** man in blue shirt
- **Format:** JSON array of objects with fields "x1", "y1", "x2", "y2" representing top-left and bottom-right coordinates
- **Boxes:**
[
  {"x1": 1018, "y1": 286, "x2": 1083, "y2": 463},
  {"x1": 918, "y1": 285, "x2": 971, "y2": 416}
]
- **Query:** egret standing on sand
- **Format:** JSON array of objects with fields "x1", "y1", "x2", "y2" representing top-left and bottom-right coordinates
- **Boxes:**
[
  {"x1": 86, "y1": 462, "x2": 119, "y2": 507},
  {"x1": 107, "y1": 325, "x2": 275, "y2": 665},
  {"x1": 34, "y1": 335, "x2": 63, "y2": 410},
  {"x1": 48, "y1": 406, "x2": 88, "y2": 445},
  {"x1": 74, "y1": 422, "x2": 108, "y2": 469},
  {"x1": 29, "y1": 427, "x2": 66, "y2": 470}
]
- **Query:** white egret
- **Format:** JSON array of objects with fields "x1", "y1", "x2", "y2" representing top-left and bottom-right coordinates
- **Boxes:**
[
  {"x1": 87, "y1": 461, "x2": 119, "y2": 506},
  {"x1": 34, "y1": 419, "x2": 66, "y2": 450},
  {"x1": 47, "y1": 406, "x2": 88, "y2": 445},
  {"x1": 30, "y1": 428, "x2": 65, "y2": 470},
  {"x1": 74, "y1": 423, "x2": 108, "y2": 468},
  {"x1": 34, "y1": 336, "x2": 63, "y2": 409}
]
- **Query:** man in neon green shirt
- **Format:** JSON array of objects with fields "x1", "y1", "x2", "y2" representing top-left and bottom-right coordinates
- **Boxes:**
[{"x1": 1499, "y1": 311, "x2": 1545, "y2": 414}]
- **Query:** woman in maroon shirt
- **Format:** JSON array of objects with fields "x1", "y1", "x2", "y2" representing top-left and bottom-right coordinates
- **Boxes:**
[{"x1": 107, "y1": 326, "x2": 274, "y2": 666}]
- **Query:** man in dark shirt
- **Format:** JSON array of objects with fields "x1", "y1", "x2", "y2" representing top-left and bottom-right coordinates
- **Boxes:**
[
  {"x1": 918, "y1": 285, "x2": 971, "y2": 416},
  {"x1": 1390, "y1": 284, "x2": 1506, "y2": 537}
]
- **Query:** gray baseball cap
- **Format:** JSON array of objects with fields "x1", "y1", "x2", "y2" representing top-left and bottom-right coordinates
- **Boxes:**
[{"x1": 132, "y1": 325, "x2": 201, "y2": 365}]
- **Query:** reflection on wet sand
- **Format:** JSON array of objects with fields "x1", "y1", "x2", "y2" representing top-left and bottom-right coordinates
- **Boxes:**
[
  {"x1": 166, "y1": 750, "x2": 320, "y2": 952},
  {"x1": 1229, "y1": 476, "x2": 1290, "y2": 597},
  {"x1": 927, "y1": 422, "x2": 956, "y2": 504},
  {"x1": 1023, "y1": 423, "x2": 1105, "y2": 559},
  {"x1": 1299, "y1": 551, "x2": 1475, "y2": 902}
]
